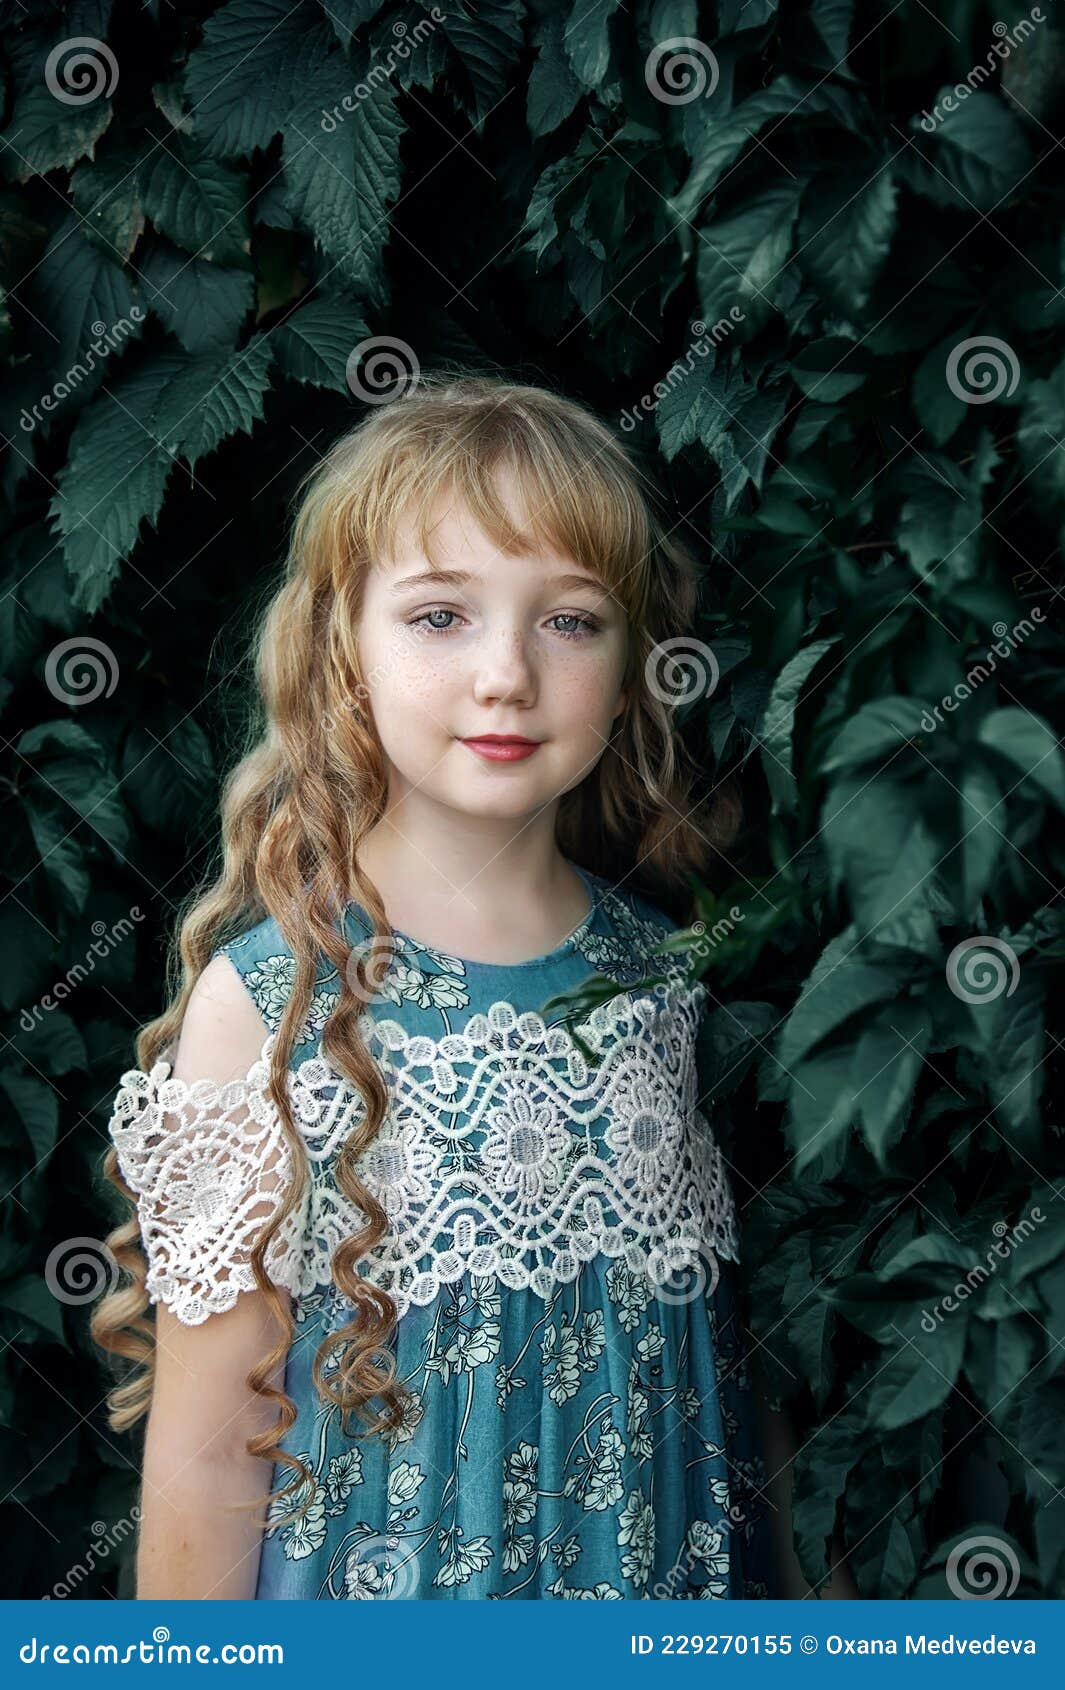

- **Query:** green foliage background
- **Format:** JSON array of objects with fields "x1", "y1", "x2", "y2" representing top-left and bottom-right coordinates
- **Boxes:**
[{"x1": 1, "y1": 0, "x2": 1063, "y2": 1599}]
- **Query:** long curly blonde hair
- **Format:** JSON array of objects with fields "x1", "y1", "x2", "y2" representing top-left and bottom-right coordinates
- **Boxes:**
[{"x1": 89, "y1": 370, "x2": 741, "y2": 1533}]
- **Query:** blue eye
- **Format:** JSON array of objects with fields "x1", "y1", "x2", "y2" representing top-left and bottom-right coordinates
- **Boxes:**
[
  {"x1": 413, "y1": 609, "x2": 459, "y2": 633},
  {"x1": 408, "y1": 610, "x2": 600, "y2": 641},
  {"x1": 549, "y1": 613, "x2": 598, "y2": 641}
]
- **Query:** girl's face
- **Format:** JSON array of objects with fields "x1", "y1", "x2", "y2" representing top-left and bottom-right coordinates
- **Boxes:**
[{"x1": 355, "y1": 470, "x2": 630, "y2": 823}]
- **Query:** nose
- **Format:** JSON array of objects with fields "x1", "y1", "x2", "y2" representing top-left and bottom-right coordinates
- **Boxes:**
[{"x1": 471, "y1": 624, "x2": 537, "y2": 709}]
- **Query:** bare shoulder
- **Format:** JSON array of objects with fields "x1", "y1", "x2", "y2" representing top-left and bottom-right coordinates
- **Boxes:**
[{"x1": 170, "y1": 952, "x2": 273, "y2": 1088}]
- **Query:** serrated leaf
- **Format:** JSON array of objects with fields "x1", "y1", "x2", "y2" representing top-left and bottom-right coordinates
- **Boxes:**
[
  {"x1": 141, "y1": 145, "x2": 251, "y2": 264},
  {"x1": 273, "y1": 297, "x2": 370, "y2": 390},
  {"x1": 0, "y1": 34, "x2": 113, "y2": 182},
  {"x1": 822, "y1": 775, "x2": 943, "y2": 946},
  {"x1": 897, "y1": 432, "x2": 1000, "y2": 586},
  {"x1": 141, "y1": 243, "x2": 254, "y2": 352},
  {"x1": 50, "y1": 357, "x2": 179, "y2": 612},
  {"x1": 69, "y1": 149, "x2": 146, "y2": 261},
  {"x1": 17, "y1": 721, "x2": 129, "y2": 861},
  {"x1": 0, "y1": 1072, "x2": 59, "y2": 1165},
  {"x1": 32, "y1": 216, "x2": 142, "y2": 385},
  {"x1": 183, "y1": 0, "x2": 321, "y2": 157},
  {"x1": 912, "y1": 333, "x2": 970, "y2": 447},
  {"x1": 434, "y1": 0, "x2": 526, "y2": 126},
  {"x1": 1017, "y1": 359, "x2": 1065, "y2": 505},
  {"x1": 778, "y1": 926, "x2": 914, "y2": 1073},
  {"x1": 281, "y1": 34, "x2": 404, "y2": 305},
  {"x1": 153, "y1": 335, "x2": 274, "y2": 468}
]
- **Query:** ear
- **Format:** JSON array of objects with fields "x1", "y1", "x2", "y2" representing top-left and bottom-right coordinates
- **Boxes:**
[{"x1": 612, "y1": 686, "x2": 628, "y2": 721}]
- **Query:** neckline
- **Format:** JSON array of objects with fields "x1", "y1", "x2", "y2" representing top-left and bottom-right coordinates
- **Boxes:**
[{"x1": 353, "y1": 860, "x2": 605, "y2": 972}]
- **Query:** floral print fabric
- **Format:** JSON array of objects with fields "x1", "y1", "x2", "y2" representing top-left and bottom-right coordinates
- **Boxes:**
[{"x1": 213, "y1": 863, "x2": 777, "y2": 1599}]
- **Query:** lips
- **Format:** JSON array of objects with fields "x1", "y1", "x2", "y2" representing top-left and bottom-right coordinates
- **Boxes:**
[{"x1": 461, "y1": 735, "x2": 541, "y2": 762}]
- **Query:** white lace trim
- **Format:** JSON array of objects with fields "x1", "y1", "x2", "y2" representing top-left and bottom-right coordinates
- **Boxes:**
[{"x1": 108, "y1": 983, "x2": 738, "y2": 1326}]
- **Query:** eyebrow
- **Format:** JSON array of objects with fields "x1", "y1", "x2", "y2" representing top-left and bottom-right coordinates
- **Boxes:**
[{"x1": 387, "y1": 568, "x2": 611, "y2": 596}]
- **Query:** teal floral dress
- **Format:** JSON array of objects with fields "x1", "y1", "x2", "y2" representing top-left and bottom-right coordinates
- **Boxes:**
[{"x1": 109, "y1": 863, "x2": 776, "y2": 1600}]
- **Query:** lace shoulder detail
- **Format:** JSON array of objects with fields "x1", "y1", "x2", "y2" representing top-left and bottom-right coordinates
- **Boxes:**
[
  {"x1": 108, "y1": 1042, "x2": 310, "y2": 1326},
  {"x1": 109, "y1": 981, "x2": 738, "y2": 1327}
]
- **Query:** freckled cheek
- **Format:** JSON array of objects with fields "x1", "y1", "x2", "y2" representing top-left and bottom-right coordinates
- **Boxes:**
[
  {"x1": 373, "y1": 645, "x2": 460, "y2": 718},
  {"x1": 549, "y1": 649, "x2": 625, "y2": 731}
]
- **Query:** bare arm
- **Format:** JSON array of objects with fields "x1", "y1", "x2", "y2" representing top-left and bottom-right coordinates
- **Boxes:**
[{"x1": 134, "y1": 956, "x2": 294, "y2": 1601}]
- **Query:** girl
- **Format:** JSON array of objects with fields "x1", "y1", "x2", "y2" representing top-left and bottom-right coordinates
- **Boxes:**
[{"x1": 91, "y1": 372, "x2": 783, "y2": 1601}]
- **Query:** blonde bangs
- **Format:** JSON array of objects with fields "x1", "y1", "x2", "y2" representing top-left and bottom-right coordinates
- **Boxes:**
[{"x1": 294, "y1": 375, "x2": 657, "y2": 624}]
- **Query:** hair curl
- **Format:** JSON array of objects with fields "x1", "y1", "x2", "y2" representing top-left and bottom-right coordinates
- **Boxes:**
[{"x1": 90, "y1": 370, "x2": 742, "y2": 1534}]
